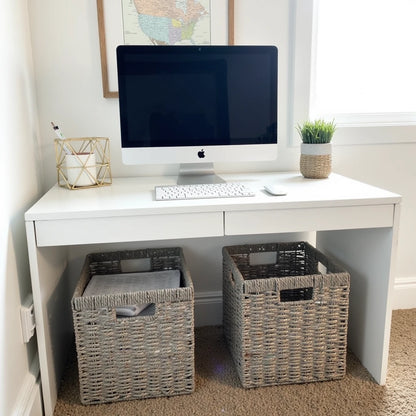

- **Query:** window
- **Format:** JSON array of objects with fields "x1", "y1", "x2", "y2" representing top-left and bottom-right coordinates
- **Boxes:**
[{"x1": 291, "y1": 0, "x2": 416, "y2": 144}]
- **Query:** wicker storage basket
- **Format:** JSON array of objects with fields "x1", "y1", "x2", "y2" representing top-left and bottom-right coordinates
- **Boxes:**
[
  {"x1": 300, "y1": 153, "x2": 332, "y2": 179},
  {"x1": 223, "y1": 241, "x2": 350, "y2": 388},
  {"x1": 300, "y1": 143, "x2": 332, "y2": 179},
  {"x1": 72, "y1": 247, "x2": 194, "y2": 404}
]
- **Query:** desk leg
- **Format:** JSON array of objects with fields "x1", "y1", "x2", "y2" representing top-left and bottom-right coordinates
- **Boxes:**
[
  {"x1": 317, "y1": 220, "x2": 399, "y2": 385},
  {"x1": 26, "y1": 222, "x2": 73, "y2": 416}
]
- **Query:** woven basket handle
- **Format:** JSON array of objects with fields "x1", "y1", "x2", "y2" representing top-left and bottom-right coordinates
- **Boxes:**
[
  {"x1": 223, "y1": 249, "x2": 245, "y2": 288},
  {"x1": 274, "y1": 275, "x2": 317, "y2": 303},
  {"x1": 278, "y1": 286, "x2": 314, "y2": 302},
  {"x1": 103, "y1": 302, "x2": 159, "y2": 322}
]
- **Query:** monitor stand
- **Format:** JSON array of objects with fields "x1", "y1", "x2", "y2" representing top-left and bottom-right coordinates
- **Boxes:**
[{"x1": 177, "y1": 163, "x2": 225, "y2": 185}]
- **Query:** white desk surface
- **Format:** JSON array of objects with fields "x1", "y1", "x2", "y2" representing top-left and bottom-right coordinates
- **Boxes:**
[{"x1": 25, "y1": 172, "x2": 401, "y2": 221}]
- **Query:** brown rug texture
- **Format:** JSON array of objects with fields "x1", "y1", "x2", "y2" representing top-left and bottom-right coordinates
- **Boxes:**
[{"x1": 54, "y1": 309, "x2": 416, "y2": 416}]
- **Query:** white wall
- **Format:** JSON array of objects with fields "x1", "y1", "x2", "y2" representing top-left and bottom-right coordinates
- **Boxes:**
[{"x1": 1, "y1": 1, "x2": 43, "y2": 415}]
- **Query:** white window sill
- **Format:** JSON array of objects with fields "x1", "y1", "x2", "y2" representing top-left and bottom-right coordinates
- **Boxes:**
[{"x1": 331, "y1": 125, "x2": 416, "y2": 146}]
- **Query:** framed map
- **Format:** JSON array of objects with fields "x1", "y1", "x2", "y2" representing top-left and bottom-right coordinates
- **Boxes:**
[{"x1": 97, "y1": 0, "x2": 234, "y2": 98}]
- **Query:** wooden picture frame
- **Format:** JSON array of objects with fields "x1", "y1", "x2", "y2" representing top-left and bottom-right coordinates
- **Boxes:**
[{"x1": 97, "y1": 0, "x2": 235, "y2": 98}]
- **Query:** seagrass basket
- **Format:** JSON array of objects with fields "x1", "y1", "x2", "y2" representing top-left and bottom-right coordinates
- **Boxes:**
[
  {"x1": 300, "y1": 143, "x2": 332, "y2": 179},
  {"x1": 72, "y1": 247, "x2": 194, "y2": 404},
  {"x1": 223, "y1": 241, "x2": 350, "y2": 388},
  {"x1": 300, "y1": 153, "x2": 332, "y2": 179}
]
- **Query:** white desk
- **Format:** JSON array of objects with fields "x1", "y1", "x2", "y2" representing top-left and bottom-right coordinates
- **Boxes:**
[{"x1": 25, "y1": 172, "x2": 401, "y2": 416}]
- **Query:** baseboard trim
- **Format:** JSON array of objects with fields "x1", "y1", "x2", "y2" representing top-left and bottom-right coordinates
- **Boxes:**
[
  {"x1": 194, "y1": 291, "x2": 223, "y2": 327},
  {"x1": 12, "y1": 354, "x2": 42, "y2": 416},
  {"x1": 392, "y1": 277, "x2": 416, "y2": 310}
]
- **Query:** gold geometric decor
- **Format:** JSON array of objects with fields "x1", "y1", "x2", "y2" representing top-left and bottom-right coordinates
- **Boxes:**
[{"x1": 55, "y1": 137, "x2": 112, "y2": 189}]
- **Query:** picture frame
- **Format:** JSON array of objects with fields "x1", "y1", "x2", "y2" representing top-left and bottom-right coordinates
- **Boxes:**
[{"x1": 96, "y1": 0, "x2": 235, "y2": 98}]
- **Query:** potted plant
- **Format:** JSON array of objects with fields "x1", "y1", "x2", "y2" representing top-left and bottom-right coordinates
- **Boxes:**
[{"x1": 296, "y1": 119, "x2": 336, "y2": 179}]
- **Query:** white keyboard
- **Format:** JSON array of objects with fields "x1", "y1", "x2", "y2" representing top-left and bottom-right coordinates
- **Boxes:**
[{"x1": 155, "y1": 182, "x2": 255, "y2": 201}]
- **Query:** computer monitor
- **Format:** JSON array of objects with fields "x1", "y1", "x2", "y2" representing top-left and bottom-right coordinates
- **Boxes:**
[{"x1": 116, "y1": 45, "x2": 278, "y2": 184}]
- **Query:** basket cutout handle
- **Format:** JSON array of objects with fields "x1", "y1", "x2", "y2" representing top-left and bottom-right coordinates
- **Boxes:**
[
  {"x1": 280, "y1": 287, "x2": 313, "y2": 302},
  {"x1": 273, "y1": 274, "x2": 317, "y2": 302},
  {"x1": 223, "y1": 253, "x2": 243, "y2": 287},
  {"x1": 120, "y1": 258, "x2": 151, "y2": 273},
  {"x1": 228, "y1": 271, "x2": 236, "y2": 286},
  {"x1": 114, "y1": 303, "x2": 157, "y2": 320},
  {"x1": 249, "y1": 251, "x2": 277, "y2": 266}
]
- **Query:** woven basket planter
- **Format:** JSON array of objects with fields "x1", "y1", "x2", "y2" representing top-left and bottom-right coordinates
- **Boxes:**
[
  {"x1": 300, "y1": 143, "x2": 332, "y2": 179},
  {"x1": 223, "y1": 241, "x2": 350, "y2": 388},
  {"x1": 72, "y1": 247, "x2": 194, "y2": 405}
]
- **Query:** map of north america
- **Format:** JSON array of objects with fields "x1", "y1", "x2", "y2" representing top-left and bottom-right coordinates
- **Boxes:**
[{"x1": 122, "y1": 0, "x2": 210, "y2": 45}]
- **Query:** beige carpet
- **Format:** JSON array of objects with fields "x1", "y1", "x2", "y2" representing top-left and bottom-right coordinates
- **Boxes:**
[{"x1": 54, "y1": 309, "x2": 416, "y2": 416}]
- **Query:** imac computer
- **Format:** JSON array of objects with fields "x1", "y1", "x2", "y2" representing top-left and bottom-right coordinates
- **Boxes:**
[{"x1": 116, "y1": 45, "x2": 278, "y2": 184}]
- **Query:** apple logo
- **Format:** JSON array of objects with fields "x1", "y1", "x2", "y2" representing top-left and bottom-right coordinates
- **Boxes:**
[{"x1": 197, "y1": 149, "x2": 205, "y2": 158}]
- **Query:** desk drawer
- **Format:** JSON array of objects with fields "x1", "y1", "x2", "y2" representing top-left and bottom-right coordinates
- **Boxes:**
[
  {"x1": 35, "y1": 212, "x2": 223, "y2": 247},
  {"x1": 225, "y1": 205, "x2": 395, "y2": 235}
]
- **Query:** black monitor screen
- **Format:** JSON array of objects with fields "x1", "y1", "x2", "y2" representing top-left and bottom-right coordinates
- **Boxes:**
[{"x1": 117, "y1": 45, "x2": 277, "y2": 149}]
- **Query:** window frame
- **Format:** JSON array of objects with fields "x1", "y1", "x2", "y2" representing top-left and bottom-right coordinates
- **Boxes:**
[{"x1": 290, "y1": 0, "x2": 416, "y2": 146}]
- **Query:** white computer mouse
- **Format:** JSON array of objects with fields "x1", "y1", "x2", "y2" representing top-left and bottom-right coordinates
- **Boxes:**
[{"x1": 264, "y1": 183, "x2": 288, "y2": 196}]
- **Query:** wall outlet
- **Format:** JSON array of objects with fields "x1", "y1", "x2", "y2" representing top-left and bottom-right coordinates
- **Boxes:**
[{"x1": 20, "y1": 294, "x2": 36, "y2": 343}]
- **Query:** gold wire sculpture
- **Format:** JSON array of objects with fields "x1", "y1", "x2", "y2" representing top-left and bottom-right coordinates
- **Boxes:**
[{"x1": 55, "y1": 137, "x2": 112, "y2": 189}]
